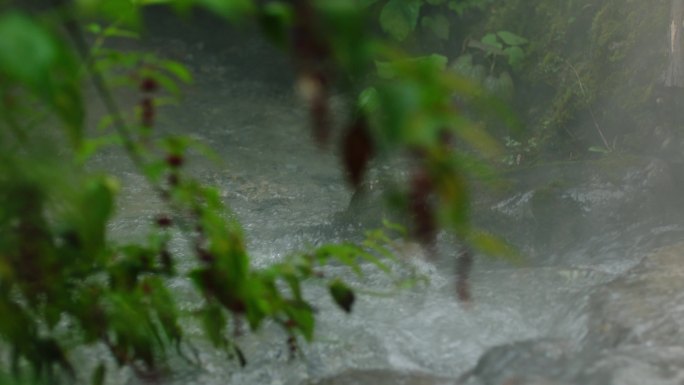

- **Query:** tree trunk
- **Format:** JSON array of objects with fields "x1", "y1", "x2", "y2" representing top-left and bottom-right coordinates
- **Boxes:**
[{"x1": 664, "y1": 0, "x2": 684, "y2": 87}]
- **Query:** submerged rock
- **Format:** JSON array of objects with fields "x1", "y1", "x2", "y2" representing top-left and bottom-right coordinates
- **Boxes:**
[{"x1": 459, "y1": 241, "x2": 684, "y2": 385}]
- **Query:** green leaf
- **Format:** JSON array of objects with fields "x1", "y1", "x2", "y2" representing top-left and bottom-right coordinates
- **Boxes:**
[
  {"x1": 376, "y1": 54, "x2": 448, "y2": 79},
  {"x1": 76, "y1": 0, "x2": 141, "y2": 28},
  {"x1": 102, "y1": 25, "x2": 140, "y2": 39},
  {"x1": 196, "y1": 0, "x2": 256, "y2": 22},
  {"x1": 360, "y1": 0, "x2": 381, "y2": 6},
  {"x1": 91, "y1": 363, "x2": 106, "y2": 385},
  {"x1": 496, "y1": 30, "x2": 528, "y2": 46},
  {"x1": 426, "y1": 0, "x2": 446, "y2": 4},
  {"x1": 467, "y1": 230, "x2": 522, "y2": 263},
  {"x1": 380, "y1": 0, "x2": 423, "y2": 41},
  {"x1": 329, "y1": 280, "x2": 355, "y2": 313},
  {"x1": 285, "y1": 302, "x2": 315, "y2": 341},
  {"x1": 421, "y1": 14, "x2": 450, "y2": 40},
  {"x1": 358, "y1": 87, "x2": 380, "y2": 112},
  {"x1": 504, "y1": 46, "x2": 525, "y2": 68},
  {"x1": 259, "y1": 2, "x2": 294, "y2": 48},
  {"x1": 448, "y1": 1, "x2": 469, "y2": 15},
  {"x1": 160, "y1": 60, "x2": 193, "y2": 83},
  {"x1": 0, "y1": 12, "x2": 84, "y2": 145},
  {"x1": 0, "y1": 12, "x2": 58, "y2": 86},
  {"x1": 481, "y1": 33, "x2": 502, "y2": 50},
  {"x1": 199, "y1": 304, "x2": 227, "y2": 349}
]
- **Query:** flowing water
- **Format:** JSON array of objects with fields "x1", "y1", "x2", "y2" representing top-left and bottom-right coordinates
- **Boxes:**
[{"x1": 81, "y1": 13, "x2": 684, "y2": 385}]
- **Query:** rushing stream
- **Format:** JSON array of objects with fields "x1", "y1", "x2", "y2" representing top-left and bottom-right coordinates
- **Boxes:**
[{"x1": 83, "y1": 10, "x2": 684, "y2": 385}]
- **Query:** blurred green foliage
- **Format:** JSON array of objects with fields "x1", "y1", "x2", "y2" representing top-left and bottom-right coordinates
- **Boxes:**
[{"x1": 0, "y1": 0, "x2": 516, "y2": 383}]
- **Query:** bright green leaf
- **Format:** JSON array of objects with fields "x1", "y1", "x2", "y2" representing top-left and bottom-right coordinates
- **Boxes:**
[
  {"x1": 0, "y1": 12, "x2": 57, "y2": 86},
  {"x1": 285, "y1": 302, "x2": 315, "y2": 340}
]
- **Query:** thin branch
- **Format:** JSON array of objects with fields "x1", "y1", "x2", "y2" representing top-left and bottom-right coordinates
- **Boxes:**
[{"x1": 566, "y1": 60, "x2": 612, "y2": 151}]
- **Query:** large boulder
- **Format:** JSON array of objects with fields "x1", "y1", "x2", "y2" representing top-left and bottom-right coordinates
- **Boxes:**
[{"x1": 459, "y1": 242, "x2": 684, "y2": 385}]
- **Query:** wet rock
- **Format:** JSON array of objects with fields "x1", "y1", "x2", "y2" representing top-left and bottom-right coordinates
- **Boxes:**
[
  {"x1": 457, "y1": 339, "x2": 578, "y2": 385},
  {"x1": 471, "y1": 156, "x2": 679, "y2": 260},
  {"x1": 586, "y1": 241, "x2": 684, "y2": 349},
  {"x1": 460, "y1": 242, "x2": 684, "y2": 385}
]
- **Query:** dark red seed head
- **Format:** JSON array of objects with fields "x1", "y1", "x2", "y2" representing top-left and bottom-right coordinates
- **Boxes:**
[
  {"x1": 141, "y1": 97, "x2": 155, "y2": 127},
  {"x1": 140, "y1": 77, "x2": 158, "y2": 93},
  {"x1": 166, "y1": 154, "x2": 184, "y2": 168},
  {"x1": 156, "y1": 215, "x2": 172, "y2": 228}
]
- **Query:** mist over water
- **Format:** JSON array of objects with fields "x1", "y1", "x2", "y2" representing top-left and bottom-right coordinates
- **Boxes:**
[{"x1": 89, "y1": 6, "x2": 684, "y2": 385}]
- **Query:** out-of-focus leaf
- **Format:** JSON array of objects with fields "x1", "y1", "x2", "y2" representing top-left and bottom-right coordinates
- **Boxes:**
[
  {"x1": 466, "y1": 230, "x2": 522, "y2": 263},
  {"x1": 329, "y1": 280, "x2": 355, "y2": 313},
  {"x1": 196, "y1": 0, "x2": 256, "y2": 22},
  {"x1": 481, "y1": 33, "x2": 502, "y2": 50},
  {"x1": 259, "y1": 2, "x2": 293, "y2": 48},
  {"x1": 358, "y1": 87, "x2": 380, "y2": 112},
  {"x1": 380, "y1": 0, "x2": 422, "y2": 41},
  {"x1": 91, "y1": 362, "x2": 106, "y2": 385},
  {"x1": 285, "y1": 302, "x2": 315, "y2": 340},
  {"x1": 83, "y1": 177, "x2": 118, "y2": 226},
  {"x1": 376, "y1": 54, "x2": 447, "y2": 79},
  {"x1": 159, "y1": 60, "x2": 193, "y2": 83},
  {"x1": 504, "y1": 46, "x2": 525, "y2": 68},
  {"x1": 198, "y1": 304, "x2": 227, "y2": 349},
  {"x1": 496, "y1": 30, "x2": 528, "y2": 46},
  {"x1": 0, "y1": 12, "x2": 84, "y2": 145},
  {"x1": 76, "y1": 0, "x2": 141, "y2": 28},
  {"x1": 360, "y1": 0, "x2": 381, "y2": 7},
  {"x1": 421, "y1": 14, "x2": 450, "y2": 40},
  {"x1": 0, "y1": 12, "x2": 57, "y2": 86}
]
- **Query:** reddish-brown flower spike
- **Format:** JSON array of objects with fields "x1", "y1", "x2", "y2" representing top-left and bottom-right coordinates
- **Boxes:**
[
  {"x1": 140, "y1": 77, "x2": 158, "y2": 93},
  {"x1": 342, "y1": 115, "x2": 374, "y2": 188},
  {"x1": 165, "y1": 154, "x2": 184, "y2": 168},
  {"x1": 141, "y1": 97, "x2": 155, "y2": 127},
  {"x1": 156, "y1": 215, "x2": 172, "y2": 228},
  {"x1": 409, "y1": 170, "x2": 437, "y2": 247},
  {"x1": 456, "y1": 246, "x2": 473, "y2": 302}
]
